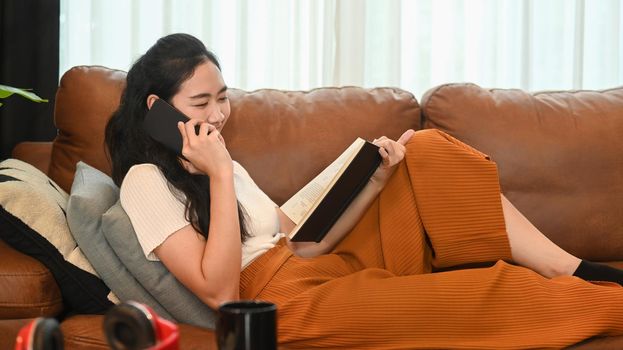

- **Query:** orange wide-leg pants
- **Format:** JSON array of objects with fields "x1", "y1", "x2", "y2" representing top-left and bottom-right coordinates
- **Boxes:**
[{"x1": 240, "y1": 129, "x2": 623, "y2": 349}]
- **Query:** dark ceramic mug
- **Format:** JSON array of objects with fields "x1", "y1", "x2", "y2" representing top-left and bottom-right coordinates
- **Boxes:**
[{"x1": 216, "y1": 300, "x2": 277, "y2": 350}]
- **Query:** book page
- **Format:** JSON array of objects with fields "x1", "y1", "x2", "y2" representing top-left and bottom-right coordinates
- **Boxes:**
[{"x1": 280, "y1": 138, "x2": 363, "y2": 224}]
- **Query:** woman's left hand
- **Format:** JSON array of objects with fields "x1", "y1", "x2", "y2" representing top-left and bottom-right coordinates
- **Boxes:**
[{"x1": 370, "y1": 129, "x2": 415, "y2": 185}]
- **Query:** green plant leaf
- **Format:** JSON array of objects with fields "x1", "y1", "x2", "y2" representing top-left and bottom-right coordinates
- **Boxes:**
[
  {"x1": 0, "y1": 84, "x2": 48, "y2": 103},
  {"x1": 0, "y1": 89, "x2": 12, "y2": 98}
]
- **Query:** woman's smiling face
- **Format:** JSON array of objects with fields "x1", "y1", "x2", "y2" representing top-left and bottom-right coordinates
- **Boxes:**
[{"x1": 169, "y1": 60, "x2": 231, "y2": 133}]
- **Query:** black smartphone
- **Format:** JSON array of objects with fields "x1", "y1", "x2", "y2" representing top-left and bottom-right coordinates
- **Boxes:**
[{"x1": 143, "y1": 98, "x2": 190, "y2": 155}]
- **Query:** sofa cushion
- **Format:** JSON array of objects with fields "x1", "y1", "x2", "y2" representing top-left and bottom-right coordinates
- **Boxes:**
[
  {"x1": 101, "y1": 201, "x2": 218, "y2": 328},
  {"x1": 420, "y1": 84, "x2": 623, "y2": 261},
  {"x1": 0, "y1": 159, "x2": 113, "y2": 314},
  {"x1": 60, "y1": 315, "x2": 217, "y2": 350},
  {"x1": 66, "y1": 162, "x2": 173, "y2": 320},
  {"x1": 49, "y1": 66, "x2": 126, "y2": 193}
]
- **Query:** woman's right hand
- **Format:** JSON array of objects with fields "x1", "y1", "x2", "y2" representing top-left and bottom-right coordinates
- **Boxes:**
[{"x1": 177, "y1": 119, "x2": 233, "y2": 178}]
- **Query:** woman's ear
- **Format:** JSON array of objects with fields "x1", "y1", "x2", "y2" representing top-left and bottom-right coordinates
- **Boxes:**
[{"x1": 146, "y1": 94, "x2": 159, "y2": 110}]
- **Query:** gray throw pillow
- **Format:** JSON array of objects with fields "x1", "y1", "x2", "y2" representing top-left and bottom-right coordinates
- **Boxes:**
[
  {"x1": 102, "y1": 200, "x2": 218, "y2": 328},
  {"x1": 66, "y1": 161, "x2": 172, "y2": 319}
]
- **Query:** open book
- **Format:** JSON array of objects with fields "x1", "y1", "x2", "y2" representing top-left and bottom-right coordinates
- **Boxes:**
[{"x1": 280, "y1": 138, "x2": 381, "y2": 242}]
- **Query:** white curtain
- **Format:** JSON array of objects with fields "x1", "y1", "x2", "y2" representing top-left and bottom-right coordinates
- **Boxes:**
[{"x1": 60, "y1": 0, "x2": 623, "y2": 97}]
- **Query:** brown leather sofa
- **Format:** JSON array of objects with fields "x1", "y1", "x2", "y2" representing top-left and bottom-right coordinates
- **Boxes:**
[{"x1": 1, "y1": 65, "x2": 622, "y2": 349}]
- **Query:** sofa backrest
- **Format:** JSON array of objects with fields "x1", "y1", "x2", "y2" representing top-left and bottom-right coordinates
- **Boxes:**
[
  {"x1": 49, "y1": 66, "x2": 421, "y2": 205},
  {"x1": 421, "y1": 83, "x2": 623, "y2": 261},
  {"x1": 41, "y1": 65, "x2": 623, "y2": 262}
]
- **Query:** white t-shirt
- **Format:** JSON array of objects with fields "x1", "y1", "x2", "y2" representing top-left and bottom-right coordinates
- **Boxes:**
[{"x1": 119, "y1": 161, "x2": 283, "y2": 269}]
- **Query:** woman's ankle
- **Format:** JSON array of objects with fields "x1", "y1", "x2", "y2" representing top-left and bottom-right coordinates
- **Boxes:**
[{"x1": 562, "y1": 256, "x2": 582, "y2": 276}]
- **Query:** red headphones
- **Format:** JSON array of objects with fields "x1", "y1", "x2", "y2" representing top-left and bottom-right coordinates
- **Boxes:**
[
  {"x1": 14, "y1": 301, "x2": 178, "y2": 350},
  {"x1": 103, "y1": 301, "x2": 179, "y2": 350},
  {"x1": 14, "y1": 317, "x2": 63, "y2": 350}
]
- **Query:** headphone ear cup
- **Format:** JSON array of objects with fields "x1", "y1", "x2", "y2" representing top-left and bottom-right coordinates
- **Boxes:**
[
  {"x1": 103, "y1": 302, "x2": 157, "y2": 350},
  {"x1": 31, "y1": 318, "x2": 63, "y2": 350}
]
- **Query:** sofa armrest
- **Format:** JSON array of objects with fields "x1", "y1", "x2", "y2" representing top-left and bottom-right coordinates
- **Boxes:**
[
  {"x1": 11, "y1": 141, "x2": 53, "y2": 175},
  {"x1": 0, "y1": 239, "x2": 63, "y2": 319}
]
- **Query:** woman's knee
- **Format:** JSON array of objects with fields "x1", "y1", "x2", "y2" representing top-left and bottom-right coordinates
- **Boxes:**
[
  {"x1": 406, "y1": 128, "x2": 490, "y2": 161},
  {"x1": 405, "y1": 129, "x2": 456, "y2": 154}
]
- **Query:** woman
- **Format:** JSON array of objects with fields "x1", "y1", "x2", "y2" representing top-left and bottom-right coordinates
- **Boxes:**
[{"x1": 106, "y1": 33, "x2": 623, "y2": 349}]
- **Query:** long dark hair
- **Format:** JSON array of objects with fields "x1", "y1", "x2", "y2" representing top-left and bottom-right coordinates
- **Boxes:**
[{"x1": 105, "y1": 33, "x2": 249, "y2": 242}]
